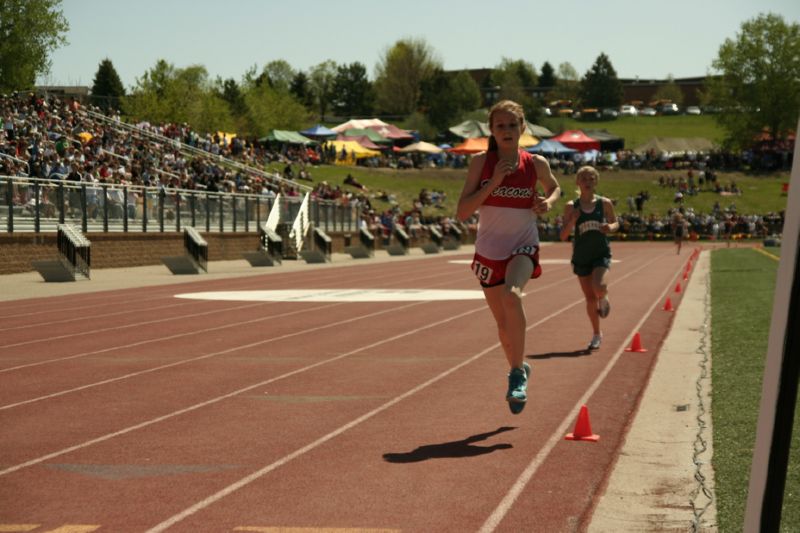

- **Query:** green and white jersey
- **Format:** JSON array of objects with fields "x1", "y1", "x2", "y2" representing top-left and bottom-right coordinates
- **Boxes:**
[{"x1": 572, "y1": 196, "x2": 611, "y2": 264}]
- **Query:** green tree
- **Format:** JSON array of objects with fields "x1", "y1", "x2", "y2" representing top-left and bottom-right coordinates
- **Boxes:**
[
  {"x1": 420, "y1": 69, "x2": 481, "y2": 131},
  {"x1": 215, "y1": 77, "x2": 247, "y2": 116},
  {"x1": 262, "y1": 60, "x2": 295, "y2": 93},
  {"x1": 709, "y1": 13, "x2": 800, "y2": 149},
  {"x1": 125, "y1": 61, "x2": 233, "y2": 134},
  {"x1": 242, "y1": 82, "x2": 310, "y2": 137},
  {"x1": 0, "y1": 0, "x2": 69, "y2": 92},
  {"x1": 374, "y1": 38, "x2": 441, "y2": 115},
  {"x1": 539, "y1": 62, "x2": 556, "y2": 88},
  {"x1": 309, "y1": 60, "x2": 338, "y2": 121},
  {"x1": 652, "y1": 75, "x2": 684, "y2": 106},
  {"x1": 578, "y1": 53, "x2": 623, "y2": 109},
  {"x1": 90, "y1": 58, "x2": 126, "y2": 112},
  {"x1": 332, "y1": 62, "x2": 373, "y2": 117},
  {"x1": 290, "y1": 71, "x2": 314, "y2": 109},
  {"x1": 491, "y1": 58, "x2": 540, "y2": 122},
  {"x1": 550, "y1": 62, "x2": 580, "y2": 104}
]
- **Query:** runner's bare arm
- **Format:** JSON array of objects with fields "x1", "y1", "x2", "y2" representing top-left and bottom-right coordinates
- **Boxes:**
[
  {"x1": 560, "y1": 201, "x2": 577, "y2": 241},
  {"x1": 532, "y1": 155, "x2": 561, "y2": 215},
  {"x1": 601, "y1": 197, "x2": 620, "y2": 234}
]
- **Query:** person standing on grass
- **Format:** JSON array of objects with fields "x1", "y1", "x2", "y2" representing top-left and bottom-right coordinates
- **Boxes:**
[
  {"x1": 559, "y1": 165, "x2": 619, "y2": 351},
  {"x1": 456, "y1": 99, "x2": 561, "y2": 415}
]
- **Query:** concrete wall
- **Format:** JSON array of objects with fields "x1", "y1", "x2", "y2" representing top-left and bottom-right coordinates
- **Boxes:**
[{"x1": 0, "y1": 230, "x2": 467, "y2": 275}]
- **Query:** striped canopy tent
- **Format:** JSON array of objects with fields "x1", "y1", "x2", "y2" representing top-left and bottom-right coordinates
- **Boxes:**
[
  {"x1": 335, "y1": 134, "x2": 384, "y2": 151},
  {"x1": 341, "y1": 128, "x2": 392, "y2": 145},
  {"x1": 397, "y1": 141, "x2": 443, "y2": 154}
]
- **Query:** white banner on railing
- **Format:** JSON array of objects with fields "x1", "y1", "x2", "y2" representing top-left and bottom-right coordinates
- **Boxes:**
[
  {"x1": 264, "y1": 193, "x2": 282, "y2": 232},
  {"x1": 290, "y1": 192, "x2": 310, "y2": 251}
]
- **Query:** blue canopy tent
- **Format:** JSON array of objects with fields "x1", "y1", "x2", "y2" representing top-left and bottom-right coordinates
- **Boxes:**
[
  {"x1": 300, "y1": 124, "x2": 337, "y2": 139},
  {"x1": 525, "y1": 139, "x2": 577, "y2": 155}
]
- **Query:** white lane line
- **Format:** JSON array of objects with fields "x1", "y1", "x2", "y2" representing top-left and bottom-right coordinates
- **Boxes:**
[
  {"x1": 144, "y1": 298, "x2": 581, "y2": 533},
  {"x1": 147, "y1": 255, "x2": 665, "y2": 531},
  {"x1": 479, "y1": 252, "x2": 682, "y2": 532},
  {"x1": 0, "y1": 267, "x2": 458, "y2": 370}
]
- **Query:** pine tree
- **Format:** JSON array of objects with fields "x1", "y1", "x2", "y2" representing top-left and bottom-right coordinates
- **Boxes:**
[{"x1": 91, "y1": 58, "x2": 126, "y2": 112}]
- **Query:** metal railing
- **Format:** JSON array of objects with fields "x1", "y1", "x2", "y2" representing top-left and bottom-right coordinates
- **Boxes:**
[{"x1": 1, "y1": 176, "x2": 357, "y2": 235}]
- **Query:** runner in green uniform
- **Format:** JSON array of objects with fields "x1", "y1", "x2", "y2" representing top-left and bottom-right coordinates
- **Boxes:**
[{"x1": 560, "y1": 166, "x2": 619, "y2": 350}]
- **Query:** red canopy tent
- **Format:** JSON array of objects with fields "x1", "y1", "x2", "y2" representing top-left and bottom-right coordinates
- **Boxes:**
[{"x1": 551, "y1": 130, "x2": 601, "y2": 152}]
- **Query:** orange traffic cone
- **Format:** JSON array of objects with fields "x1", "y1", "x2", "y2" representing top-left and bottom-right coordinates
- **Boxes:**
[
  {"x1": 625, "y1": 332, "x2": 648, "y2": 352},
  {"x1": 686, "y1": 260, "x2": 693, "y2": 271},
  {"x1": 675, "y1": 282, "x2": 682, "y2": 293},
  {"x1": 683, "y1": 270, "x2": 689, "y2": 281},
  {"x1": 565, "y1": 404, "x2": 599, "y2": 441},
  {"x1": 663, "y1": 297, "x2": 674, "y2": 312}
]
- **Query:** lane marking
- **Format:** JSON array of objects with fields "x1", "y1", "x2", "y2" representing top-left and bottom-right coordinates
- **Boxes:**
[
  {"x1": 753, "y1": 247, "x2": 780, "y2": 261},
  {"x1": 175, "y1": 289, "x2": 484, "y2": 302},
  {"x1": 233, "y1": 526, "x2": 403, "y2": 533},
  {"x1": 146, "y1": 254, "x2": 666, "y2": 532},
  {"x1": 479, "y1": 251, "x2": 683, "y2": 532},
  {"x1": 450, "y1": 259, "x2": 620, "y2": 265}
]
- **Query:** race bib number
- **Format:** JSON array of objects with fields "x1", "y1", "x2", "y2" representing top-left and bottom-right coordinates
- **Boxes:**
[
  {"x1": 512, "y1": 245, "x2": 537, "y2": 256},
  {"x1": 472, "y1": 259, "x2": 494, "y2": 283}
]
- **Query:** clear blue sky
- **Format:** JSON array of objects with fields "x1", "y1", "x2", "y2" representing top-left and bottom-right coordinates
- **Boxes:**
[{"x1": 44, "y1": 0, "x2": 800, "y2": 89}]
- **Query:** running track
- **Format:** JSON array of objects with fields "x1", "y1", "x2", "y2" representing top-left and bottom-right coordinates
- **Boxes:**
[{"x1": 0, "y1": 242, "x2": 694, "y2": 532}]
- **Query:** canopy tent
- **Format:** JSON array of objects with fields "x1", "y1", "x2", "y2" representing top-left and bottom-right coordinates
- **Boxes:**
[
  {"x1": 449, "y1": 119, "x2": 554, "y2": 139},
  {"x1": 518, "y1": 133, "x2": 540, "y2": 148},
  {"x1": 342, "y1": 128, "x2": 391, "y2": 145},
  {"x1": 582, "y1": 129, "x2": 625, "y2": 151},
  {"x1": 526, "y1": 123, "x2": 555, "y2": 138},
  {"x1": 397, "y1": 141, "x2": 443, "y2": 154},
  {"x1": 331, "y1": 118, "x2": 389, "y2": 133},
  {"x1": 525, "y1": 139, "x2": 577, "y2": 155},
  {"x1": 449, "y1": 119, "x2": 491, "y2": 139},
  {"x1": 323, "y1": 140, "x2": 381, "y2": 159},
  {"x1": 448, "y1": 137, "x2": 489, "y2": 154},
  {"x1": 259, "y1": 130, "x2": 315, "y2": 144},
  {"x1": 633, "y1": 137, "x2": 716, "y2": 155},
  {"x1": 367, "y1": 123, "x2": 415, "y2": 141},
  {"x1": 550, "y1": 130, "x2": 601, "y2": 152},
  {"x1": 300, "y1": 124, "x2": 337, "y2": 139},
  {"x1": 335, "y1": 134, "x2": 383, "y2": 151}
]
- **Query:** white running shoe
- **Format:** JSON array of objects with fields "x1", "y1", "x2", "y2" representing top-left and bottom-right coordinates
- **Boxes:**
[{"x1": 588, "y1": 334, "x2": 602, "y2": 350}]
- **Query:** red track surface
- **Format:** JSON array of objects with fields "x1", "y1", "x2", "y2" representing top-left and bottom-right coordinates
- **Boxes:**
[{"x1": 0, "y1": 242, "x2": 695, "y2": 532}]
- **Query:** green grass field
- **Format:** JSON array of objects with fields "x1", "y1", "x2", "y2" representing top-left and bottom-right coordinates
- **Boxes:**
[
  {"x1": 711, "y1": 247, "x2": 799, "y2": 531},
  {"x1": 541, "y1": 114, "x2": 725, "y2": 149},
  {"x1": 272, "y1": 164, "x2": 790, "y2": 224}
]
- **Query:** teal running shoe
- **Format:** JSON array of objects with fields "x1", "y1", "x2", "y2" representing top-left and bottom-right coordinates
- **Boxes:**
[{"x1": 507, "y1": 362, "x2": 531, "y2": 414}]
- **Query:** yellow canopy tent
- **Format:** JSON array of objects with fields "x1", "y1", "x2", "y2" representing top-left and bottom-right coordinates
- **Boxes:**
[
  {"x1": 324, "y1": 140, "x2": 381, "y2": 166},
  {"x1": 518, "y1": 134, "x2": 540, "y2": 148}
]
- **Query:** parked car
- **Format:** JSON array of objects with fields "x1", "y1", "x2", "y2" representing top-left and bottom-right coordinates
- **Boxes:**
[
  {"x1": 660, "y1": 103, "x2": 680, "y2": 115},
  {"x1": 602, "y1": 108, "x2": 619, "y2": 119},
  {"x1": 686, "y1": 106, "x2": 702, "y2": 115},
  {"x1": 620, "y1": 104, "x2": 638, "y2": 116},
  {"x1": 640, "y1": 107, "x2": 657, "y2": 116}
]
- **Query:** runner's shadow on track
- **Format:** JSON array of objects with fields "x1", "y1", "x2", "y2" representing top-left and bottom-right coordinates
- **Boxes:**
[
  {"x1": 382, "y1": 426, "x2": 516, "y2": 463},
  {"x1": 528, "y1": 349, "x2": 591, "y2": 360}
]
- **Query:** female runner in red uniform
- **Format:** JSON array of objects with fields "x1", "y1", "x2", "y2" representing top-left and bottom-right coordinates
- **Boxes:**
[{"x1": 457, "y1": 100, "x2": 561, "y2": 414}]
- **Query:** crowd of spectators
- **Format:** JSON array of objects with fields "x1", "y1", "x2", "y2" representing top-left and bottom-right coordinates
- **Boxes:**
[{"x1": 0, "y1": 91, "x2": 787, "y2": 241}]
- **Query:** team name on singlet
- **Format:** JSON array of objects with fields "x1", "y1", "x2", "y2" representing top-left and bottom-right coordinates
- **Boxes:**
[
  {"x1": 578, "y1": 220, "x2": 603, "y2": 235},
  {"x1": 480, "y1": 179, "x2": 534, "y2": 199}
]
